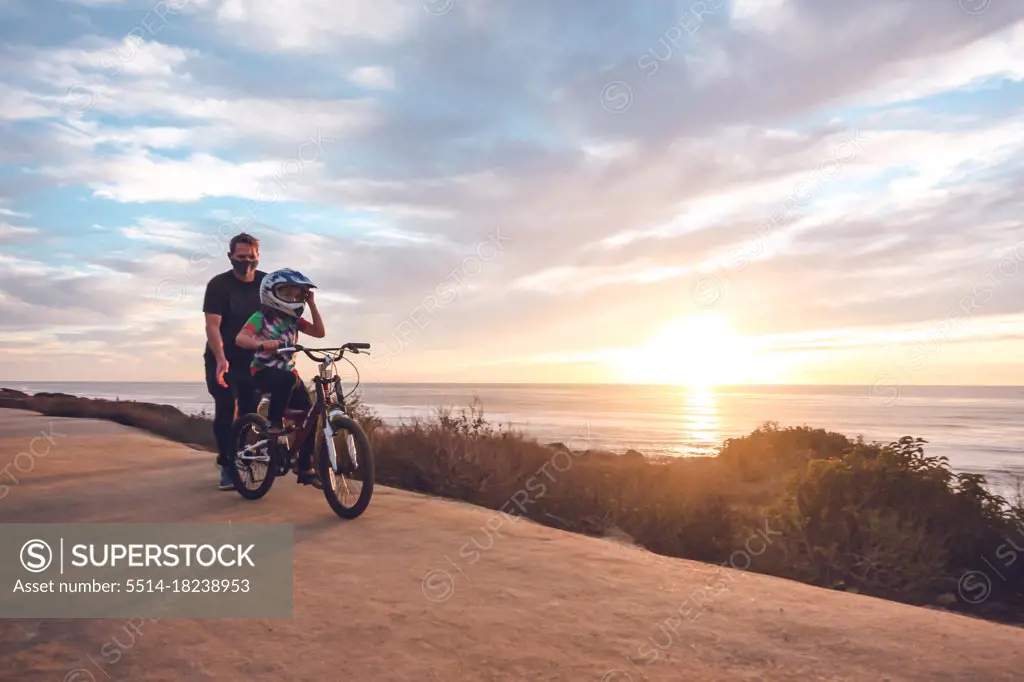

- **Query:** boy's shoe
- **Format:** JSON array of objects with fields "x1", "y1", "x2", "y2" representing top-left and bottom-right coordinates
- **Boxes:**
[
  {"x1": 218, "y1": 466, "x2": 234, "y2": 491},
  {"x1": 297, "y1": 470, "x2": 322, "y2": 489},
  {"x1": 266, "y1": 424, "x2": 294, "y2": 439}
]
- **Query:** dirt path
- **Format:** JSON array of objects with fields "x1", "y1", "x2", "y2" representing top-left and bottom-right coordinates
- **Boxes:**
[{"x1": 0, "y1": 409, "x2": 1021, "y2": 681}]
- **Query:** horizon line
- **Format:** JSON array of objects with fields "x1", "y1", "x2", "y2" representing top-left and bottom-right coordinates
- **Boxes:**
[{"x1": 2, "y1": 381, "x2": 1023, "y2": 389}]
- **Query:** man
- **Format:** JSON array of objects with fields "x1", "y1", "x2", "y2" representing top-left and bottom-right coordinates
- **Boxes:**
[{"x1": 203, "y1": 232, "x2": 266, "y2": 490}]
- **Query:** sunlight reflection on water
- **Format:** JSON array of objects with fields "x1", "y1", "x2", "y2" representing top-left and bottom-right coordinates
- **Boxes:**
[{"x1": 678, "y1": 387, "x2": 720, "y2": 455}]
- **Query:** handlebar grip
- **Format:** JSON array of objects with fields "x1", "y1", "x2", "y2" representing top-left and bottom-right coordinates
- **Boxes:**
[{"x1": 347, "y1": 342, "x2": 371, "y2": 350}]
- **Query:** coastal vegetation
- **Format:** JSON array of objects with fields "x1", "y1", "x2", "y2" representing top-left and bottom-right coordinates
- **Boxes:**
[{"x1": 3, "y1": 387, "x2": 1021, "y2": 625}]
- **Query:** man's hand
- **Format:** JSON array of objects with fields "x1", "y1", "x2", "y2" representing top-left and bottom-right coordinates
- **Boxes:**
[{"x1": 215, "y1": 358, "x2": 230, "y2": 388}]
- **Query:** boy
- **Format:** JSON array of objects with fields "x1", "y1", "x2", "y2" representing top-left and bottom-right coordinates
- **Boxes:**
[{"x1": 235, "y1": 268, "x2": 325, "y2": 488}]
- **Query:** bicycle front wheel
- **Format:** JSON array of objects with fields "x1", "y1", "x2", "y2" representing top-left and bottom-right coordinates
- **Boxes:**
[{"x1": 316, "y1": 413, "x2": 374, "y2": 519}]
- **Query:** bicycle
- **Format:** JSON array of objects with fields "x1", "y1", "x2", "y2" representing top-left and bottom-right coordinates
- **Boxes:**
[{"x1": 228, "y1": 342, "x2": 375, "y2": 519}]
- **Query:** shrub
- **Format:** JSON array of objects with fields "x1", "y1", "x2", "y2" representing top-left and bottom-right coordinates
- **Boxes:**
[
  {"x1": 758, "y1": 436, "x2": 1024, "y2": 608},
  {"x1": 717, "y1": 421, "x2": 852, "y2": 481}
]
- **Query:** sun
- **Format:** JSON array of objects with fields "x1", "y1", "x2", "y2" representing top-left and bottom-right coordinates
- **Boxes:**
[{"x1": 615, "y1": 314, "x2": 765, "y2": 387}]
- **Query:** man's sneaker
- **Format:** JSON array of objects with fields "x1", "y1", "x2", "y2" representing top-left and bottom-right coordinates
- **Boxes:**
[{"x1": 218, "y1": 466, "x2": 234, "y2": 491}]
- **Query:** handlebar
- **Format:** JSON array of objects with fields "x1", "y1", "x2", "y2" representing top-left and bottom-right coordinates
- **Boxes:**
[{"x1": 275, "y1": 342, "x2": 371, "y2": 361}]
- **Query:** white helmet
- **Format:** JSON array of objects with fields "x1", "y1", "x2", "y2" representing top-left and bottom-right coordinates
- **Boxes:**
[{"x1": 260, "y1": 268, "x2": 317, "y2": 318}]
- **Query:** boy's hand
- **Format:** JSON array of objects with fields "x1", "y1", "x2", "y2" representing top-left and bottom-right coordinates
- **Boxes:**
[
  {"x1": 262, "y1": 340, "x2": 281, "y2": 353},
  {"x1": 306, "y1": 289, "x2": 315, "y2": 305}
]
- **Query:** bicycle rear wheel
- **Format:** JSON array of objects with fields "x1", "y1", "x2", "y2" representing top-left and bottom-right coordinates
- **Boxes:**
[
  {"x1": 230, "y1": 413, "x2": 277, "y2": 500},
  {"x1": 316, "y1": 413, "x2": 374, "y2": 519}
]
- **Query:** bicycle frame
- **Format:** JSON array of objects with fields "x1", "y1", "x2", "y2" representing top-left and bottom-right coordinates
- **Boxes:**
[{"x1": 275, "y1": 344, "x2": 367, "y2": 472}]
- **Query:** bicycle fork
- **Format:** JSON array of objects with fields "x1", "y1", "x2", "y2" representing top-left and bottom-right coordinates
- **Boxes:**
[{"x1": 323, "y1": 410, "x2": 358, "y2": 472}]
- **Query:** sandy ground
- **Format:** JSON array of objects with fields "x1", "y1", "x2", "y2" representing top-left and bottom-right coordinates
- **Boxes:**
[{"x1": 0, "y1": 409, "x2": 1021, "y2": 682}]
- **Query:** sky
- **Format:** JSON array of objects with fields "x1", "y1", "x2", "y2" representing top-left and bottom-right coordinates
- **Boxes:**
[{"x1": 0, "y1": 0, "x2": 1023, "y2": 387}]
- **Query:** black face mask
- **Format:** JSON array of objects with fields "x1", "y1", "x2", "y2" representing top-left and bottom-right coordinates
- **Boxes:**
[{"x1": 230, "y1": 258, "x2": 257, "y2": 276}]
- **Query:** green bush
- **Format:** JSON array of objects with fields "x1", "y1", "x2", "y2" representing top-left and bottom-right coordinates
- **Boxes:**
[
  {"x1": 759, "y1": 436, "x2": 1023, "y2": 605},
  {"x1": 717, "y1": 421, "x2": 852, "y2": 481}
]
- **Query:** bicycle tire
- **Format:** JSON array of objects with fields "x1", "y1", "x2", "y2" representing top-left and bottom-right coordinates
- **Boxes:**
[
  {"x1": 317, "y1": 413, "x2": 375, "y2": 519},
  {"x1": 230, "y1": 413, "x2": 277, "y2": 500}
]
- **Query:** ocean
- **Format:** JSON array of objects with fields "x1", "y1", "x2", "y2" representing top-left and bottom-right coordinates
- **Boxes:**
[{"x1": 3, "y1": 381, "x2": 1022, "y2": 499}]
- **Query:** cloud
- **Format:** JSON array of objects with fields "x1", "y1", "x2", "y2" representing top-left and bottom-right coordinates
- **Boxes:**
[
  {"x1": 730, "y1": 0, "x2": 791, "y2": 27},
  {"x1": 562, "y1": 1, "x2": 1024, "y2": 145},
  {"x1": 0, "y1": 223, "x2": 40, "y2": 243},
  {"x1": 1, "y1": 38, "x2": 380, "y2": 148},
  {"x1": 2, "y1": 1, "x2": 1024, "y2": 381},
  {"x1": 349, "y1": 65, "x2": 395, "y2": 90},
  {"x1": 35, "y1": 149, "x2": 331, "y2": 203},
  {"x1": 51, "y1": 118, "x2": 195, "y2": 151},
  {"x1": 204, "y1": 0, "x2": 419, "y2": 52},
  {"x1": 60, "y1": 0, "x2": 137, "y2": 5},
  {"x1": 513, "y1": 262, "x2": 690, "y2": 294},
  {"x1": 0, "y1": 199, "x2": 30, "y2": 219},
  {"x1": 0, "y1": 84, "x2": 56, "y2": 121},
  {"x1": 118, "y1": 217, "x2": 205, "y2": 247}
]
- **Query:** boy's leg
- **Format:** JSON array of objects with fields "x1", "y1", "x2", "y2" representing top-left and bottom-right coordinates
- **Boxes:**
[
  {"x1": 286, "y1": 375, "x2": 320, "y2": 487},
  {"x1": 234, "y1": 371, "x2": 261, "y2": 423},
  {"x1": 253, "y1": 368, "x2": 294, "y2": 427},
  {"x1": 254, "y1": 370, "x2": 318, "y2": 487},
  {"x1": 286, "y1": 373, "x2": 312, "y2": 412},
  {"x1": 288, "y1": 375, "x2": 315, "y2": 472}
]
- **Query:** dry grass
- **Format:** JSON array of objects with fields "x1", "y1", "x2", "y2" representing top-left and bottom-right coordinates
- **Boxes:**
[{"x1": 4, "y1": 388, "x2": 1022, "y2": 625}]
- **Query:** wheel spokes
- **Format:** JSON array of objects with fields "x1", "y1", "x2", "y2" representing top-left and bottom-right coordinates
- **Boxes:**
[
  {"x1": 326, "y1": 434, "x2": 362, "y2": 507},
  {"x1": 236, "y1": 424, "x2": 269, "y2": 489}
]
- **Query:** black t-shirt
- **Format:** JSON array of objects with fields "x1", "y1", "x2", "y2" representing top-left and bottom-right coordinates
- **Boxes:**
[{"x1": 203, "y1": 270, "x2": 266, "y2": 371}]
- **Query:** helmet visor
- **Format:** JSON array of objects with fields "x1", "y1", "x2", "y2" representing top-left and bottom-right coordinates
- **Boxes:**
[{"x1": 274, "y1": 283, "x2": 311, "y2": 303}]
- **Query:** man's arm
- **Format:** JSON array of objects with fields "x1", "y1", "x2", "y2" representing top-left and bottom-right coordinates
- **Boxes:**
[
  {"x1": 202, "y1": 277, "x2": 230, "y2": 387},
  {"x1": 205, "y1": 313, "x2": 227, "y2": 363}
]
